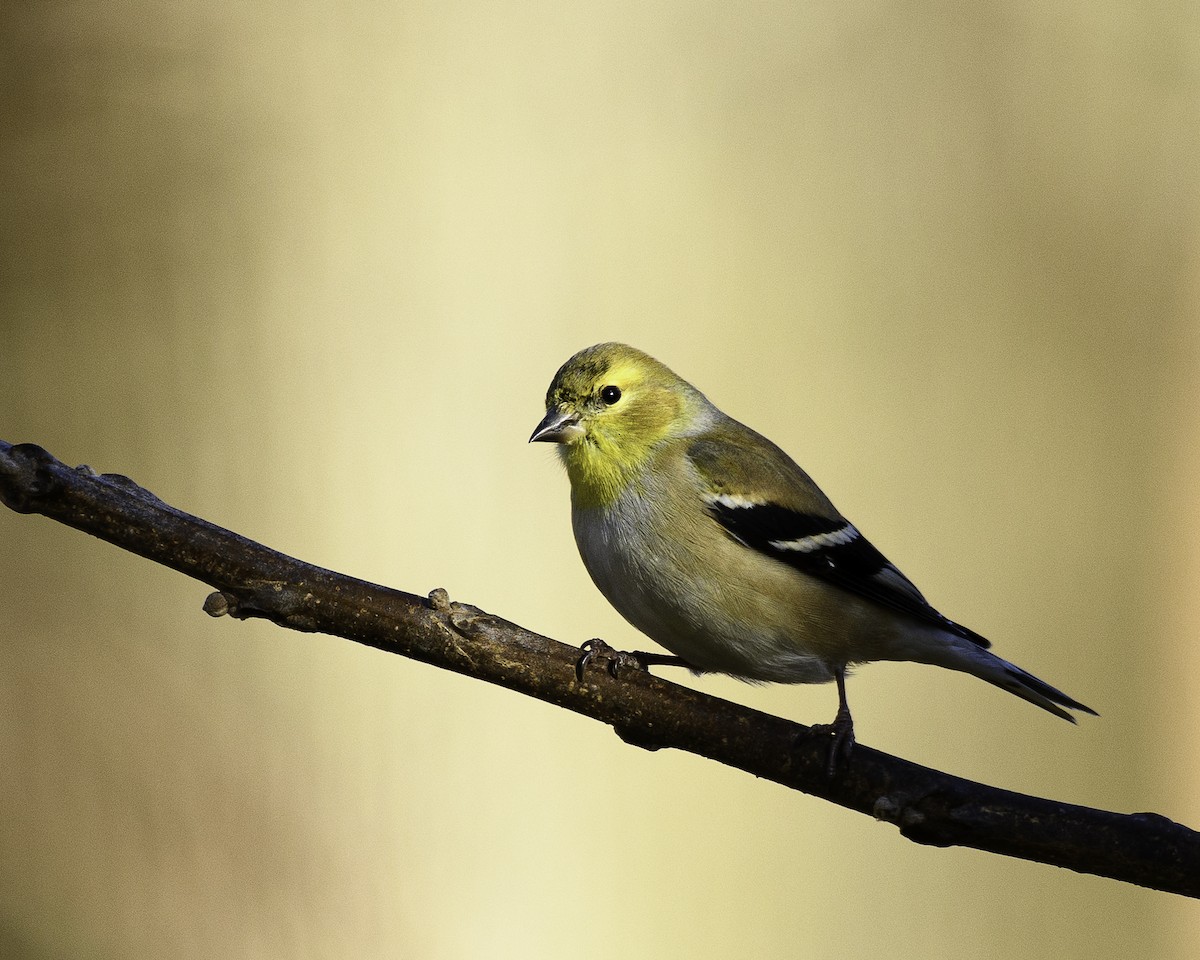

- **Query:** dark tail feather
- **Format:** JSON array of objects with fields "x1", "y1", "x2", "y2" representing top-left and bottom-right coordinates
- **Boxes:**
[
  {"x1": 932, "y1": 642, "x2": 1097, "y2": 722},
  {"x1": 993, "y1": 662, "x2": 1098, "y2": 722}
]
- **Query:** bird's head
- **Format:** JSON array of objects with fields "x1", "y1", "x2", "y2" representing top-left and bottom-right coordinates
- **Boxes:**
[{"x1": 530, "y1": 342, "x2": 711, "y2": 507}]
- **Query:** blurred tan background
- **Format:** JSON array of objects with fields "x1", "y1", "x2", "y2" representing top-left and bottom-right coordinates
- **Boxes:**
[{"x1": 2, "y1": 1, "x2": 1198, "y2": 957}]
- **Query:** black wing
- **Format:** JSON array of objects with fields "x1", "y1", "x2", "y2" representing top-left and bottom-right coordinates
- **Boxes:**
[{"x1": 704, "y1": 497, "x2": 990, "y2": 649}]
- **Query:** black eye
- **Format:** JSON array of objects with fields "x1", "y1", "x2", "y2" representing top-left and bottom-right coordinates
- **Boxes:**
[{"x1": 600, "y1": 385, "x2": 622, "y2": 405}]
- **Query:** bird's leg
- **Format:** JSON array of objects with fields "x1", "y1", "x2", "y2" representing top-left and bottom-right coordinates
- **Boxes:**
[
  {"x1": 807, "y1": 665, "x2": 855, "y2": 776},
  {"x1": 628, "y1": 651, "x2": 694, "y2": 670},
  {"x1": 576, "y1": 638, "x2": 694, "y2": 681}
]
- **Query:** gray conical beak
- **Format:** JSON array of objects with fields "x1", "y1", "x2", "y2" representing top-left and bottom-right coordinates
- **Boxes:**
[{"x1": 529, "y1": 407, "x2": 584, "y2": 443}]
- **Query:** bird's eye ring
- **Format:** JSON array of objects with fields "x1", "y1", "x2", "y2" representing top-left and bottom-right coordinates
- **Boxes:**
[{"x1": 600, "y1": 385, "x2": 622, "y2": 405}]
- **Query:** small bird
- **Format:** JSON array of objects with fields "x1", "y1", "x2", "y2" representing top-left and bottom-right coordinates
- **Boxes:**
[{"x1": 530, "y1": 342, "x2": 1094, "y2": 771}]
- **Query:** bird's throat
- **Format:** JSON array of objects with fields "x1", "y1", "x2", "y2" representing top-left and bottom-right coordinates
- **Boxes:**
[{"x1": 560, "y1": 439, "x2": 633, "y2": 510}]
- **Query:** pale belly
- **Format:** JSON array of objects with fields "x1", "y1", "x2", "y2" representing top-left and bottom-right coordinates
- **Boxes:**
[{"x1": 570, "y1": 496, "x2": 874, "y2": 684}]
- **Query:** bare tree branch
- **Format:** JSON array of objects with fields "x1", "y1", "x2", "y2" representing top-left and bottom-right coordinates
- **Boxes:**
[{"x1": 1, "y1": 439, "x2": 1196, "y2": 898}]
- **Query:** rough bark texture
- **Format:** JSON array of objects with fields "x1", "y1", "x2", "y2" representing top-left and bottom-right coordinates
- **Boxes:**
[{"x1": 2, "y1": 439, "x2": 1197, "y2": 898}]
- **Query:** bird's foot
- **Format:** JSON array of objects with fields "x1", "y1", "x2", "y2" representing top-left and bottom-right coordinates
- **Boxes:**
[
  {"x1": 807, "y1": 712, "x2": 856, "y2": 777},
  {"x1": 576, "y1": 639, "x2": 690, "y2": 681},
  {"x1": 576, "y1": 638, "x2": 647, "y2": 681}
]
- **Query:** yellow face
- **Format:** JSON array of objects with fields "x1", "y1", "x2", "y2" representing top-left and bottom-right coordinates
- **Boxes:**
[{"x1": 530, "y1": 343, "x2": 694, "y2": 508}]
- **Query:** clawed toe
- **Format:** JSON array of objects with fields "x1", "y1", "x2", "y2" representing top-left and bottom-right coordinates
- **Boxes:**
[
  {"x1": 576, "y1": 641, "x2": 697, "y2": 683},
  {"x1": 575, "y1": 639, "x2": 603, "y2": 681},
  {"x1": 576, "y1": 638, "x2": 649, "y2": 681},
  {"x1": 807, "y1": 717, "x2": 856, "y2": 776}
]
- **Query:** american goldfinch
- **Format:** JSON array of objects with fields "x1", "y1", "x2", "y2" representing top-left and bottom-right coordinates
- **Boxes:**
[{"x1": 530, "y1": 342, "x2": 1094, "y2": 770}]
